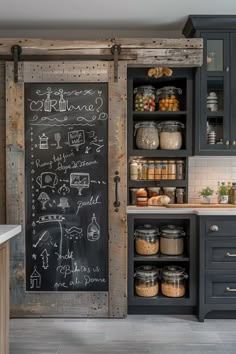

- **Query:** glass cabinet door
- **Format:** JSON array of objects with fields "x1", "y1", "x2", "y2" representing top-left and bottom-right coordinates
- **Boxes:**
[{"x1": 199, "y1": 33, "x2": 230, "y2": 152}]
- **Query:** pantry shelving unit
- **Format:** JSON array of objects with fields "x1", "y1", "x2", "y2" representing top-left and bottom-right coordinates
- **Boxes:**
[
  {"x1": 127, "y1": 67, "x2": 193, "y2": 204},
  {"x1": 128, "y1": 213, "x2": 197, "y2": 314},
  {"x1": 127, "y1": 67, "x2": 196, "y2": 314}
]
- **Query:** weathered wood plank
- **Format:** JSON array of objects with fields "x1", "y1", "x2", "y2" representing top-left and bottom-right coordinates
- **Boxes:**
[
  {"x1": 108, "y1": 62, "x2": 127, "y2": 318},
  {"x1": 0, "y1": 62, "x2": 6, "y2": 224},
  {"x1": 0, "y1": 38, "x2": 203, "y2": 55}
]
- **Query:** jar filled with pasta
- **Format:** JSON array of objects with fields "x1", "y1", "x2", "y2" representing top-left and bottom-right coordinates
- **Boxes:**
[
  {"x1": 135, "y1": 265, "x2": 159, "y2": 297},
  {"x1": 134, "y1": 224, "x2": 159, "y2": 255},
  {"x1": 161, "y1": 265, "x2": 188, "y2": 298}
]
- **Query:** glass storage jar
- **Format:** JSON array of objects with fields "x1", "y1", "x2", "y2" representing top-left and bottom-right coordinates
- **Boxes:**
[
  {"x1": 162, "y1": 187, "x2": 176, "y2": 204},
  {"x1": 129, "y1": 188, "x2": 139, "y2": 205},
  {"x1": 156, "y1": 86, "x2": 182, "y2": 112},
  {"x1": 157, "y1": 121, "x2": 184, "y2": 150},
  {"x1": 135, "y1": 224, "x2": 159, "y2": 255},
  {"x1": 135, "y1": 265, "x2": 159, "y2": 297},
  {"x1": 159, "y1": 225, "x2": 186, "y2": 256},
  {"x1": 168, "y1": 160, "x2": 176, "y2": 180},
  {"x1": 147, "y1": 187, "x2": 161, "y2": 198},
  {"x1": 161, "y1": 265, "x2": 188, "y2": 298},
  {"x1": 134, "y1": 85, "x2": 156, "y2": 112},
  {"x1": 154, "y1": 160, "x2": 162, "y2": 180},
  {"x1": 176, "y1": 188, "x2": 185, "y2": 204},
  {"x1": 148, "y1": 160, "x2": 155, "y2": 180},
  {"x1": 176, "y1": 160, "x2": 185, "y2": 180},
  {"x1": 134, "y1": 122, "x2": 159, "y2": 150}
]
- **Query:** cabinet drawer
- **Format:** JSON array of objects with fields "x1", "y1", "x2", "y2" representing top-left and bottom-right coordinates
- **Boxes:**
[
  {"x1": 206, "y1": 240, "x2": 236, "y2": 269},
  {"x1": 206, "y1": 272, "x2": 236, "y2": 304},
  {"x1": 205, "y1": 218, "x2": 236, "y2": 237}
]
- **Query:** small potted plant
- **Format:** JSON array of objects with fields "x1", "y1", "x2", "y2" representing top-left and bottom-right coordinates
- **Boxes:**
[
  {"x1": 217, "y1": 182, "x2": 229, "y2": 204},
  {"x1": 198, "y1": 186, "x2": 214, "y2": 204}
]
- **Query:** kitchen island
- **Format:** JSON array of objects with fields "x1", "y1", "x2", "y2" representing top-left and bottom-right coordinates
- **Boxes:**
[{"x1": 0, "y1": 225, "x2": 21, "y2": 354}]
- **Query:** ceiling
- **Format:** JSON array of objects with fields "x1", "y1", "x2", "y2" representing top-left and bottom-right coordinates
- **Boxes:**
[{"x1": 1, "y1": 0, "x2": 236, "y2": 38}]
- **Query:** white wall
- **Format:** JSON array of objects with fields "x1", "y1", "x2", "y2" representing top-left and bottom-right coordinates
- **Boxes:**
[{"x1": 188, "y1": 157, "x2": 236, "y2": 203}]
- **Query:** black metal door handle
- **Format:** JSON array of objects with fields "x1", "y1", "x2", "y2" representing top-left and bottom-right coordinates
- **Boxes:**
[{"x1": 114, "y1": 171, "x2": 120, "y2": 212}]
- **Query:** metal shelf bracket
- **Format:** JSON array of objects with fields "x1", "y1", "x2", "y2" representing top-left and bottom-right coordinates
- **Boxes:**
[
  {"x1": 111, "y1": 44, "x2": 121, "y2": 82},
  {"x1": 11, "y1": 45, "x2": 22, "y2": 83}
]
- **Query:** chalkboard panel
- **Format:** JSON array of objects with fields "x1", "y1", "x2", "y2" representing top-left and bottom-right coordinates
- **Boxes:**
[{"x1": 25, "y1": 83, "x2": 108, "y2": 291}]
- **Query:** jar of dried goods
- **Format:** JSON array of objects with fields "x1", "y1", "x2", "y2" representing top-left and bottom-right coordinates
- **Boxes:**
[
  {"x1": 147, "y1": 187, "x2": 161, "y2": 198},
  {"x1": 141, "y1": 160, "x2": 148, "y2": 180},
  {"x1": 154, "y1": 160, "x2": 162, "y2": 180},
  {"x1": 134, "y1": 121, "x2": 159, "y2": 150},
  {"x1": 176, "y1": 188, "x2": 185, "y2": 204},
  {"x1": 161, "y1": 265, "x2": 188, "y2": 298},
  {"x1": 176, "y1": 160, "x2": 185, "y2": 180},
  {"x1": 129, "y1": 160, "x2": 139, "y2": 180},
  {"x1": 161, "y1": 160, "x2": 168, "y2": 180},
  {"x1": 134, "y1": 224, "x2": 159, "y2": 255},
  {"x1": 130, "y1": 188, "x2": 139, "y2": 205},
  {"x1": 159, "y1": 225, "x2": 186, "y2": 256},
  {"x1": 162, "y1": 187, "x2": 176, "y2": 204},
  {"x1": 148, "y1": 160, "x2": 155, "y2": 180},
  {"x1": 135, "y1": 265, "x2": 159, "y2": 297},
  {"x1": 157, "y1": 121, "x2": 184, "y2": 150},
  {"x1": 156, "y1": 86, "x2": 182, "y2": 112},
  {"x1": 134, "y1": 85, "x2": 156, "y2": 112},
  {"x1": 168, "y1": 160, "x2": 176, "y2": 180}
]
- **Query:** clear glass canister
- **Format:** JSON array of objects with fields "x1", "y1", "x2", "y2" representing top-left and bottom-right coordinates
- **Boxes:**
[
  {"x1": 161, "y1": 160, "x2": 168, "y2": 180},
  {"x1": 161, "y1": 265, "x2": 188, "y2": 298},
  {"x1": 155, "y1": 160, "x2": 162, "y2": 180},
  {"x1": 147, "y1": 187, "x2": 161, "y2": 198},
  {"x1": 156, "y1": 86, "x2": 182, "y2": 112},
  {"x1": 130, "y1": 188, "x2": 139, "y2": 205},
  {"x1": 141, "y1": 160, "x2": 148, "y2": 180},
  {"x1": 135, "y1": 224, "x2": 159, "y2": 255},
  {"x1": 134, "y1": 121, "x2": 159, "y2": 150},
  {"x1": 162, "y1": 187, "x2": 176, "y2": 204},
  {"x1": 176, "y1": 160, "x2": 185, "y2": 180},
  {"x1": 176, "y1": 188, "x2": 185, "y2": 204},
  {"x1": 168, "y1": 160, "x2": 176, "y2": 180},
  {"x1": 148, "y1": 160, "x2": 155, "y2": 180},
  {"x1": 129, "y1": 160, "x2": 139, "y2": 180},
  {"x1": 158, "y1": 121, "x2": 184, "y2": 150},
  {"x1": 135, "y1": 265, "x2": 159, "y2": 297},
  {"x1": 134, "y1": 85, "x2": 156, "y2": 112},
  {"x1": 160, "y1": 225, "x2": 185, "y2": 256}
]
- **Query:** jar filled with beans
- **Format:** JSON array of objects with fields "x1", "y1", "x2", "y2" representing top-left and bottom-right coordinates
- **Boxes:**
[
  {"x1": 135, "y1": 224, "x2": 159, "y2": 255},
  {"x1": 134, "y1": 86, "x2": 156, "y2": 112},
  {"x1": 160, "y1": 265, "x2": 188, "y2": 298},
  {"x1": 135, "y1": 265, "x2": 159, "y2": 297},
  {"x1": 156, "y1": 86, "x2": 182, "y2": 112}
]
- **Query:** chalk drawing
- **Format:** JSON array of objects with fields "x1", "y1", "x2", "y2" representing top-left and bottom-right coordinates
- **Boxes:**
[{"x1": 30, "y1": 266, "x2": 41, "y2": 289}]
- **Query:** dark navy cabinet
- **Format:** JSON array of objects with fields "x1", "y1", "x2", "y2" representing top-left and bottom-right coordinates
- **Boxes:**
[
  {"x1": 199, "y1": 216, "x2": 236, "y2": 321},
  {"x1": 183, "y1": 15, "x2": 236, "y2": 155}
]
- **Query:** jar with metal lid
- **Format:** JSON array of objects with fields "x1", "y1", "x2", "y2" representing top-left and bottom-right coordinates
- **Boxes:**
[
  {"x1": 134, "y1": 85, "x2": 156, "y2": 112},
  {"x1": 168, "y1": 160, "x2": 176, "y2": 180},
  {"x1": 162, "y1": 187, "x2": 176, "y2": 204},
  {"x1": 141, "y1": 160, "x2": 148, "y2": 180},
  {"x1": 176, "y1": 160, "x2": 185, "y2": 180},
  {"x1": 130, "y1": 188, "x2": 139, "y2": 205},
  {"x1": 156, "y1": 86, "x2": 182, "y2": 112},
  {"x1": 160, "y1": 225, "x2": 186, "y2": 256},
  {"x1": 176, "y1": 188, "x2": 185, "y2": 204},
  {"x1": 161, "y1": 265, "x2": 188, "y2": 298},
  {"x1": 129, "y1": 160, "x2": 139, "y2": 180},
  {"x1": 147, "y1": 187, "x2": 161, "y2": 198},
  {"x1": 135, "y1": 224, "x2": 159, "y2": 255},
  {"x1": 135, "y1": 265, "x2": 159, "y2": 297},
  {"x1": 157, "y1": 121, "x2": 184, "y2": 150},
  {"x1": 148, "y1": 160, "x2": 155, "y2": 180},
  {"x1": 154, "y1": 160, "x2": 162, "y2": 180},
  {"x1": 134, "y1": 121, "x2": 159, "y2": 150},
  {"x1": 161, "y1": 160, "x2": 168, "y2": 180}
]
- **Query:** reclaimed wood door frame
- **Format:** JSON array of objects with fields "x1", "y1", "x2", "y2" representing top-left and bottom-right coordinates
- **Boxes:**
[{"x1": 6, "y1": 61, "x2": 127, "y2": 317}]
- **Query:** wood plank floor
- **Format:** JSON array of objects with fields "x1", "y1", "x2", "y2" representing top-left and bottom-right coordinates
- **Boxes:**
[{"x1": 10, "y1": 315, "x2": 236, "y2": 354}]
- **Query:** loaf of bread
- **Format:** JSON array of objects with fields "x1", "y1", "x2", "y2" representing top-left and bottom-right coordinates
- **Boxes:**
[
  {"x1": 147, "y1": 67, "x2": 173, "y2": 79},
  {"x1": 148, "y1": 195, "x2": 170, "y2": 206}
]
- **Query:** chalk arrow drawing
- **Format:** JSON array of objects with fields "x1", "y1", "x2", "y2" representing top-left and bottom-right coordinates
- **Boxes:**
[{"x1": 40, "y1": 249, "x2": 50, "y2": 270}]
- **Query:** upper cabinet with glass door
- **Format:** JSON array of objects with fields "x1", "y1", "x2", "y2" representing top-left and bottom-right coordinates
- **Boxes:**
[{"x1": 183, "y1": 15, "x2": 236, "y2": 155}]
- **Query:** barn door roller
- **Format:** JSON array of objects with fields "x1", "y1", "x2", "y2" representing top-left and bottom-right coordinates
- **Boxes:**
[
  {"x1": 11, "y1": 45, "x2": 22, "y2": 83},
  {"x1": 111, "y1": 44, "x2": 121, "y2": 82}
]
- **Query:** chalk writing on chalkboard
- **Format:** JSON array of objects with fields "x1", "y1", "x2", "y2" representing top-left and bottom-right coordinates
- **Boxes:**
[{"x1": 25, "y1": 83, "x2": 108, "y2": 292}]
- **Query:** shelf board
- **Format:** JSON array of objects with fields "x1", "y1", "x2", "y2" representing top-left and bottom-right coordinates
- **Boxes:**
[
  {"x1": 131, "y1": 295, "x2": 191, "y2": 306},
  {"x1": 129, "y1": 150, "x2": 189, "y2": 157},
  {"x1": 207, "y1": 111, "x2": 224, "y2": 117},
  {"x1": 133, "y1": 111, "x2": 187, "y2": 119},
  {"x1": 128, "y1": 180, "x2": 187, "y2": 188},
  {"x1": 134, "y1": 253, "x2": 189, "y2": 262}
]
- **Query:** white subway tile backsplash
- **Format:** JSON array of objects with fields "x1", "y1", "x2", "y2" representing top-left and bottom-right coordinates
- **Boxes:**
[{"x1": 188, "y1": 156, "x2": 236, "y2": 203}]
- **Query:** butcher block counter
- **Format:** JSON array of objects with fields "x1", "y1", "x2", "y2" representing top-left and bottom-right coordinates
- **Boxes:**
[
  {"x1": 0, "y1": 225, "x2": 21, "y2": 354},
  {"x1": 127, "y1": 204, "x2": 236, "y2": 215}
]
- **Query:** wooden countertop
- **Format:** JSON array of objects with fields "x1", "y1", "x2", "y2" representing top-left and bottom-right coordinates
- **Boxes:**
[{"x1": 0, "y1": 225, "x2": 22, "y2": 245}]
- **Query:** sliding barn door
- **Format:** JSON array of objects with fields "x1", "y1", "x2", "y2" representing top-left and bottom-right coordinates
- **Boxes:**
[{"x1": 6, "y1": 61, "x2": 127, "y2": 317}]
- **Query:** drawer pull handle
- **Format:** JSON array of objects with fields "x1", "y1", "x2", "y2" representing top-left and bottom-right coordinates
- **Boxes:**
[
  {"x1": 209, "y1": 225, "x2": 219, "y2": 232},
  {"x1": 225, "y1": 252, "x2": 236, "y2": 257},
  {"x1": 226, "y1": 287, "x2": 236, "y2": 292}
]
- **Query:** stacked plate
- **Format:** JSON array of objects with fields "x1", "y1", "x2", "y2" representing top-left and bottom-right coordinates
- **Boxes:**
[
  {"x1": 207, "y1": 130, "x2": 216, "y2": 144},
  {"x1": 207, "y1": 92, "x2": 218, "y2": 112}
]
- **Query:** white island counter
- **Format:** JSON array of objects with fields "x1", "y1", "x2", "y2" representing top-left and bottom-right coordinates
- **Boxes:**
[
  {"x1": 0, "y1": 225, "x2": 21, "y2": 354},
  {"x1": 127, "y1": 206, "x2": 236, "y2": 216}
]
